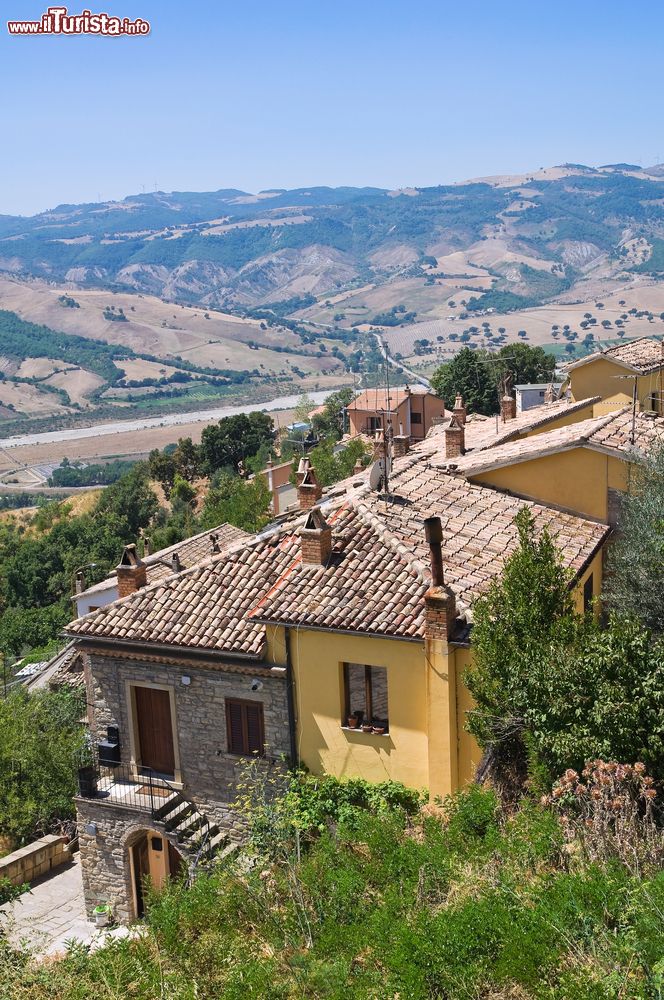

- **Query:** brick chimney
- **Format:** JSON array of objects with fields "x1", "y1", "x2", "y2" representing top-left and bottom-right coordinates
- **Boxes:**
[
  {"x1": 453, "y1": 393, "x2": 467, "y2": 426},
  {"x1": 300, "y1": 506, "x2": 332, "y2": 566},
  {"x1": 297, "y1": 463, "x2": 323, "y2": 510},
  {"x1": 116, "y1": 544, "x2": 147, "y2": 597},
  {"x1": 444, "y1": 414, "x2": 465, "y2": 458},
  {"x1": 392, "y1": 434, "x2": 410, "y2": 458},
  {"x1": 423, "y1": 516, "x2": 457, "y2": 641},
  {"x1": 500, "y1": 392, "x2": 516, "y2": 422}
]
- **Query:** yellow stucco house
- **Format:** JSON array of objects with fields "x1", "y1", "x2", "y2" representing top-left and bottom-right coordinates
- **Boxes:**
[
  {"x1": 565, "y1": 336, "x2": 664, "y2": 415},
  {"x1": 436, "y1": 406, "x2": 664, "y2": 526}
]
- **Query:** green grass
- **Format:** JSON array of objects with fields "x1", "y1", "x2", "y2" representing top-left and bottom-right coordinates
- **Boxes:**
[{"x1": 3, "y1": 785, "x2": 663, "y2": 999}]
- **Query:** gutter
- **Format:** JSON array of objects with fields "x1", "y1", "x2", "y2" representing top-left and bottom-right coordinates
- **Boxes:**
[
  {"x1": 62, "y1": 633, "x2": 263, "y2": 664},
  {"x1": 284, "y1": 627, "x2": 298, "y2": 768}
]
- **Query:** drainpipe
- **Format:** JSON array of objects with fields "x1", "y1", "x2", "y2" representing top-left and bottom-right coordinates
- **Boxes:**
[{"x1": 284, "y1": 627, "x2": 298, "y2": 768}]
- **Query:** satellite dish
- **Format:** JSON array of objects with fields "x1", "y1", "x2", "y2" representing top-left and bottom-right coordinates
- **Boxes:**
[{"x1": 369, "y1": 459, "x2": 384, "y2": 491}]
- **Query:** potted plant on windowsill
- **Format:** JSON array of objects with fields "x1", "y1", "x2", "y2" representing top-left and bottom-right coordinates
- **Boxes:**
[
  {"x1": 347, "y1": 711, "x2": 363, "y2": 729},
  {"x1": 361, "y1": 721, "x2": 374, "y2": 733},
  {"x1": 93, "y1": 903, "x2": 112, "y2": 928}
]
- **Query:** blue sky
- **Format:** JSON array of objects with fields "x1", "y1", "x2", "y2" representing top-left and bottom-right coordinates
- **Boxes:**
[{"x1": 2, "y1": 0, "x2": 663, "y2": 215}]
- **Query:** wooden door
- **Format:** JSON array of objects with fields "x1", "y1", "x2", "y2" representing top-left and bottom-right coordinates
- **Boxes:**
[{"x1": 134, "y1": 686, "x2": 175, "y2": 777}]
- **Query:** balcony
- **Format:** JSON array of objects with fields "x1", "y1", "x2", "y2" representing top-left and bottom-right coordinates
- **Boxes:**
[{"x1": 77, "y1": 758, "x2": 180, "y2": 815}]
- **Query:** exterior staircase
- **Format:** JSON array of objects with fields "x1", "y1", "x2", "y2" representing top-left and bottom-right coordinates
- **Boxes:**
[{"x1": 152, "y1": 790, "x2": 238, "y2": 869}]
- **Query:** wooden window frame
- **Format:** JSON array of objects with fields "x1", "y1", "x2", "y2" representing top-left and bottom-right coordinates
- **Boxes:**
[
  {"x1": 225, "y1": 698, "x2": 265, "y2": 756},
  {"x1": 342, "y1": 663, "x2": 389, "y2": 730}
]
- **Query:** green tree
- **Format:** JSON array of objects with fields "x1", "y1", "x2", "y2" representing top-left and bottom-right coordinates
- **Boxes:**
[
  {"x1": 311, "y1": 387, "x2": 354, "y2": 440},
  {"x1": 430, "y1": 347, "x2": 497, "y2": 415},
  {"x1": 200, "y1": 472, "x2": 271, "y2": 533},
  {"x1": 0, "y1": 688, "x2": 86, "y2": 845},
  {"x1": 148, "y1": 449, "x2": 177, "y2": 498},
  {"x1": 605, "y1": 442, "x2": 664, "y2": 632},
  {"x1": 200, "y1": 413, "x2": 274, "y2": 475}
]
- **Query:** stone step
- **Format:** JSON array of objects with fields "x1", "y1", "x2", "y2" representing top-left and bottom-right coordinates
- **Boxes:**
[
  {"x1": 153, "y1": 791, "x2": 185, "y2": 822},
  {"x1": 162, "y1": 800, "x2": 195, "y2": 830}
]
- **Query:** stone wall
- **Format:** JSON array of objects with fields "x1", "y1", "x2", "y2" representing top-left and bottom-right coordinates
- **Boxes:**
[
  {"x1": 0, "y1": 834, "x2": 68, "y2": 887},
  {"x1": 87, "y1": 652, "x2": 290, "y2": 807}
]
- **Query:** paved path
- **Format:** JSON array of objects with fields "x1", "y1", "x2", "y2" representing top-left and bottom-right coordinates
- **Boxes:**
[{"x1": 0, "y1": 854, "x2": 129, "y2": 957}]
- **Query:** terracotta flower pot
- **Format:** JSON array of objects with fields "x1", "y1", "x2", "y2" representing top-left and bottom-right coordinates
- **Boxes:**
[
  {"x1": 372, "y1": 726, "x2": 386, "y2": 735},
  {"x1": 361, "y1": 724, "x2": 373, "y2": 733},
  {"x1": 347, "y1": 716, "x2": 359, "y2": 729}
]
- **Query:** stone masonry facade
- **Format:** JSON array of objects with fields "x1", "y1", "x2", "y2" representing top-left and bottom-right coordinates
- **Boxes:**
[{"x1": 78, "y1": 650, "x2": 290, "y2": 920}]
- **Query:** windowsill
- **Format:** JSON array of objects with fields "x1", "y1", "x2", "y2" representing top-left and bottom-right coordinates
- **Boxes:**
[{"x1": 341, "y1": 726, "x2": 390, "y2": 738}]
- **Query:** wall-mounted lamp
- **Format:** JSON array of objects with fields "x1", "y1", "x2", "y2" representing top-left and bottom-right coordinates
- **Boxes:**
[{"x1": 84, "y1": 823, "x2": 98, "y2": 836}]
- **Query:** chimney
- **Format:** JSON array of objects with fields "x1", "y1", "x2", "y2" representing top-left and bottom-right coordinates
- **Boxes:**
[
  {"x1": 373, "y1": 429, "x2": 387, "y2": 462},
  {"x1": 75, "y1": 570, "x2": 86, "y2": 595},
  {"x1": 500, "y1": 393, "x2": 516, "y2": 422},
  {"x1": 544, "y1": 383, "x2": 555, "y2": 404},
  {"x1": 353, "y1": 457, "x2": 364, "y2": 475},
  {"x1": 392, "y1": 434, "x2": 410, "y2": 458},
  {"x1": 171, "y1": 552, "x2": 182, "y2": 573},
  {"x1": 210, "y1": 532, "x2": 220, "y2": 554},
  {"x1": 297, "y1": 463, "x2": 323, "y2": 510},
  {"x1": 444, "y1": 414, "x2": 465, "y2": 458},
  {"x1": 116, "y1": 544, "x2": 147, "y2": 597},
  {"x1": 143, "y1": 536, "x2": 151, "y2": 556},
  {"x1": 300, "y1": 506, "x2": 332, "y2": 566},
  {"x1": 453, "y1": 393, "x2": 467, "y2": 426},
  {"x1": 423, "y1": 516, "x2": 457, "y2": 642},
  {"x1": 295, "y1": 456, "x2": 310, "y2": 486}
]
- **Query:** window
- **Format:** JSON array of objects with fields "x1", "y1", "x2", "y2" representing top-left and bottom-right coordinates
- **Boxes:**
[
  {"x1": 343, "y1": 663, "x2": 389, "y2": 732},
  {"x1": 225, "y1": 699, "x2": 265, "y2": 755},
  {"x1": 583, "y1": 574, "x2": 594, "y2": 613},
  {"x1": 410, "y1": 412, "x2": 422, "y2": 424},
  {"x1": 368, "y1": 415, "x2": 383, "y2": 432}
]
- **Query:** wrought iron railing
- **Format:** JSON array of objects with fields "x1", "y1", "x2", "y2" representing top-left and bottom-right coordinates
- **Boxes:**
[{"x1": 78, "y1": 755, "x2": 180, "y2": 816}]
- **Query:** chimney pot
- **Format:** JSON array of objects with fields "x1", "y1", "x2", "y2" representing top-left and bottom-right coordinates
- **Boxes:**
[
  {"x1": 424, "y1": 515, "x2": 445, "y2": 587},
  {"x1": 297, "y1": 463, "x2": 323, "y2": 510},
  {"x1": 300, "y1": 506, "x2": 332, "y2": 565},
  {"x1": 453, "y1": 394, "x2": 467, "y2": 426},
  {"x1": 171, "y1": 552, "x2": 182, "y2": 573},
  {"x1": 116, "y1": 544, "x2": 147, "y2": 597}
]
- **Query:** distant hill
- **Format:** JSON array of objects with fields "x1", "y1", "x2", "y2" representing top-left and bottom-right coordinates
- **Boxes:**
[{"x1": 3, "y1": 164, "x2": 664, "y2": 313}]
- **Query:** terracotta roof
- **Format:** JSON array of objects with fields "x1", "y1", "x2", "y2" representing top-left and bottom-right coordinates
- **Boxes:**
[
  {"x1": 66, "y1": 530, "x2": 294, "y2": 657},
  {"x1": 565, "y1": 337, "x2": 664, "y2": 375},
  {"x1": 348, "y1": 387, "x2": 438, "y2": 413},
  {"x1": 420, "y1": 396, "x2": 600, "y2": 456},
  {"x1": 66, "y1": 459, "x2": 609, "y2": 653},
  {"x1": 431, "y1": 406, "x2": 664, "y2": 480},
  {"x1": 145, "y1": 523, "x2": 249, "y2": 582},
  {"x1": 76, "y1": 522, "x2": 249, "y2": 598},
  {"x1": 586, "y1": 407, "x2": 664, "y2": 454},
  {"x1": 445, "y1": 413, "x2": 615, "y2": 476}
]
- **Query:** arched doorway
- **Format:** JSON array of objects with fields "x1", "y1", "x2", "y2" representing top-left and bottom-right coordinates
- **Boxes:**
[{"x1": 128, "y1": 830, "x2": 184, "y2": 917}]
